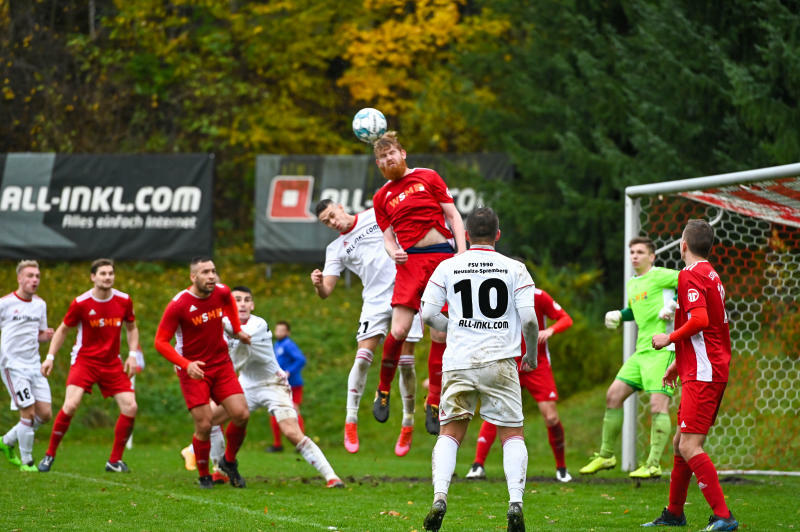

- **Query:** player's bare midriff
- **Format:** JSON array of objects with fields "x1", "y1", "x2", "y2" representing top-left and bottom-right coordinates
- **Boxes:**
[{"x1": 411, "y1": 227, "x2": 448, "y2": 249}]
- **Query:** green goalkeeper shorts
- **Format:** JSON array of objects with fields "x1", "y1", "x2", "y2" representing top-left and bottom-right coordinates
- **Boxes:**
[{"x1": 615, "y1": 349, "x2": 676, "y2": 396}]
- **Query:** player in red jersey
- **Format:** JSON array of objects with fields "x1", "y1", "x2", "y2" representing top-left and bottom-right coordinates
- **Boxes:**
[
  {"x1": 643, "y1": 220, "x2": 738, "y2": 531},
  {"x1": 465, "y1": 287, "x2": 574, "y2": 482},
  {"x1": 371, "y1": 131, "x2": 466, "y2": 433},
  {"x1": 154, "y1": 257, "x2": 252, "y2": 489},
  {"x1": 38, "y1": 259, "x2": 141, "y2": 473}
]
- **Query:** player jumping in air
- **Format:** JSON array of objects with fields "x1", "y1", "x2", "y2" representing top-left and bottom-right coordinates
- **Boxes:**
[
  {"x1": 312, "y1": 199, "x2": 423, "y2": 456},
  {"x1": 154, "y1": 257, "x2": 251, "y2": 489},
  {"x1": 420, "y1": 207, "x2": 537, "y2": 532},
  {"x1": 371, "y1": 132, "x2": 466, "y2": 435},
  {"x1": 39, "y1": 258, "x2": 141, "y2": 473},
  {"x1": 643, "y1": 219, "x2": 738, "y2": 531},
  {"x1": 0, "y1": 260, "x2": 54, "y2": 471},
  {"x1": 466, "y1": 286, "x2": 574, "y2": 483},
  {"x1": 580, "y1": 237, "x2": 679, "y2": 479}
]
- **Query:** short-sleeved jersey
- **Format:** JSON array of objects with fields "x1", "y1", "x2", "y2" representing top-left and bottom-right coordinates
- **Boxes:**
[
  {"x1": 63, "y1": 289, "x2": 135, "y2": 365},
  {"x1": 0, "y1": 292, "x2": 48, "y2": 370},
  {"x1": 421, "y1": 245, "x2": 536, "y2": 372},
  {"x1": 322, "y1": 208, "x2": 395, "y2": 316},
  {"x1": 674, "y1": 261, "x2": 731, "y2": 383},
  {"x1": 157, "y1": 284, "x2": 237, "y2": 368},
  {"x1": 627, "y1": 266, "x2": 679, "y2": 353},
  {"x1": 372, "y1": 168, "x2": 454, "y2": 249},
  {"x1": 225, "y1": 315, "x2": 282, "y2": 389}
]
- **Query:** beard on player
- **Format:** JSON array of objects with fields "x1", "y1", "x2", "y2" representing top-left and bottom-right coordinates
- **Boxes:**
[{"x1": 380, "y1": 159, "x2": 408, "y2": 181}]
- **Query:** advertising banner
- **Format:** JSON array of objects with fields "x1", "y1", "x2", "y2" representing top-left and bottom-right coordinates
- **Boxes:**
[
  {"x1": 254, "y1": 153, "x2": 512, "y2": 263},
  {"x1": 0, "y1": 153, "x2": 213, "y2": 261}
]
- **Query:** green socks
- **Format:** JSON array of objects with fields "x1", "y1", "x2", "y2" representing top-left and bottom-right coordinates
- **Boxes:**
[
  {"x1": 600, "y1": 408, "x2": 624, "y2": 458},
  {"x1": 647, "y1": 412, "x2": 671, "y2": 466}
]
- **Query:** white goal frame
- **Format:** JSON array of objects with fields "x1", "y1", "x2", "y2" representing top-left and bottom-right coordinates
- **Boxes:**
[{"x1": 621, "y1": 161, "x2": 800, "y2": 472}]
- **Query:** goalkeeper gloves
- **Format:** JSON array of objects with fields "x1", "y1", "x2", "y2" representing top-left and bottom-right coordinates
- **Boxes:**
[
  {"x1": 658, "y1": 299, "x2": 679, "y2": 321},
  {"x1": 604, "y1": 310, "x2": 622, "y2": 329}
]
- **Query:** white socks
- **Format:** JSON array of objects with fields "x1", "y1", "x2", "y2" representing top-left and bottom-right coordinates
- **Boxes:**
[
  {"x1": 2, "y1": 424, "x2": 18, "y2": 447},
  {"x1": 432, "y1": 435, "x2": 459, "y2": 498},
  {"x1": 210, "y1": 425, "x2": 225, "y2": 465},
  {"x1": 398, "y1": 356, "x2": 416, "y2": 427},
  {"x1": 346, "y1": 349, "x2": 373, "y2": 424},
  {"x1": 297, "y1": 436, "x2": 338, "y2": 481},
  {"x1": 502, "y1": 436, "x2": 527, "y2": 504},
  {"x1": 17, "y1": 418, "x2": 35, "y2": 464}
]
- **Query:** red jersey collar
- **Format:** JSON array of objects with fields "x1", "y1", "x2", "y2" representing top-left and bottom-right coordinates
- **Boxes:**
[
  {"x1": 341, "y1": 213, "x2": 358, "y2": 236},
  {"x1": 13, "y1": 291, "x2": 32, "y2": 302},
  {"x1": 468, "y1": 245, "x2": 497, "y2": 252}
]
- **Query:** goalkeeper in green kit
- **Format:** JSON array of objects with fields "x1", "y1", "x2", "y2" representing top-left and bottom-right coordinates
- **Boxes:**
[{"x1": 580, "y1": 236, "x2": 679, "y2": 479}]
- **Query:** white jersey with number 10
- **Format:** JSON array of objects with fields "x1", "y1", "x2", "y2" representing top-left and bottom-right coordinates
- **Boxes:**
[{"x1": 421, "y1": 245, "x2": 536, "y2": 372}]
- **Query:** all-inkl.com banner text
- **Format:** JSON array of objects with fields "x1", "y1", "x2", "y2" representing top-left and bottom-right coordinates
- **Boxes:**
[{"x1": 0, "y1": 154, "x2": 213, "y2": 261}]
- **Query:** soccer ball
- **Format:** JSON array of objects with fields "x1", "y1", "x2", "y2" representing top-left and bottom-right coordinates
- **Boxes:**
[{"x1": 352, "y1": 108, "x2": 387, "y2": 144}]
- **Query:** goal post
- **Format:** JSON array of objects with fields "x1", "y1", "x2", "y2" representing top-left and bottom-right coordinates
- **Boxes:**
[{"x1": 622, "y1": 162, "x2": 800, "y2": 473}]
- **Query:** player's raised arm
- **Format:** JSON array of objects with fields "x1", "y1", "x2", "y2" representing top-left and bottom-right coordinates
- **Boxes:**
[{"x1": 310, "y1": 269, "x2": 338, "y2": 299}]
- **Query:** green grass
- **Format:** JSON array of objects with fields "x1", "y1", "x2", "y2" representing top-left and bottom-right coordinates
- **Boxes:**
[
  {"x1": 1, "y1": 385, "x2": 798, "y2": 531},
  {"x1": 1, "y1": 246, "x2": 797, "y2": 529}
]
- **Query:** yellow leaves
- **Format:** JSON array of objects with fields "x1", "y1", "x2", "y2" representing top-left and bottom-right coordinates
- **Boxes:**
[{"x1": 3, "y1": 86, "x2": 15, "y2": 100}]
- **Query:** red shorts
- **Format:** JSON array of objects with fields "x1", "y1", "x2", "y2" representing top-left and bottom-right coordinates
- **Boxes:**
[
  {"x1": 393, "y1": 251, "x2": 453, "y2": 311},
  {"x1": 67, "y1": 357, "x2": 134, "y2": 398},
  {"x1": 517, "y1": 356, "x2": 559, "y2": 402},
  {"x1": 291, "y1": 385, "x2": 303, "y2": 405},
  {"x1": 178, "y1": 361, "x2": 244, "y2": 411},
  {"x1": 677, "y1": 380, "x2": 727, "y2": 435}
]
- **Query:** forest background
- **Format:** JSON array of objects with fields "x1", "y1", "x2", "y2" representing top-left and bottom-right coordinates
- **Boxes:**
[{"x1": 1, "y1": 0, "x2": 799, "y2": 414}]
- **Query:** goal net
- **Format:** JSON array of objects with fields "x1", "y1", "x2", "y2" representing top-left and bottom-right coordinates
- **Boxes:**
[{"x1": 622, "y1": 163, "x2": 800, "y2": 472}]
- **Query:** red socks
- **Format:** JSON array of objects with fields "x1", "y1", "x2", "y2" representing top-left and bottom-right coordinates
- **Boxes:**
[
  {"x1": 109, "y1": 414, "x2": 135, "y2": 462},
  {"x1": 474, "y1": 421, "x2": 497, "y2": 465},
  {"x1": 688, "y1": 453, "x2": 731, "y2": 518},
  {"x1": 426, "y1": 341, "x2": 445, "y2": 406},
  {"x1": 224, "y1": 421, "x2": 247, "y2": 463},
  {"x1": 270, "y1": 416, "x2": 282, "y2": 447},
  {"x1": 46, "y1": 410, "x2": 73, "y2": 457},
  {"x1": 667, "y1": 454, "x2": 693, "y2": 515},
  {"x1": 193, "y1": 436, "x2": 211, "y2": 477},
  {"x1": 547, "y1": 422, "x2": 566, "y2": 469},
  {"x1": 378, "y1": 333, "x2": 404, "y2": 392}
]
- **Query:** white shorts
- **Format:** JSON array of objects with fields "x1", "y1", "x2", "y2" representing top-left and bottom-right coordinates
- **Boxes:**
[
  {"x1": 2, "y1": 366, "x2": 52, "y2": 410},
  {"x1": 439, "y1": 358, "x2": 523, "y2": 427},
  {"x1": 356, "y1": 307, "x2": 423, "y2": 343},
  {"x1": 241, "y1": 375, "x2": 298, "y2": 423}
]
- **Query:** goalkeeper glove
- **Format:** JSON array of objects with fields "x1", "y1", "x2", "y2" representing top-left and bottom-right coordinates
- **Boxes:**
[
  {"x1": 604, "y1": 310, "x2": 622, "y2": 329},
  {"x1": 658, "y1": 299, "x2": 679, "y2": 321}
]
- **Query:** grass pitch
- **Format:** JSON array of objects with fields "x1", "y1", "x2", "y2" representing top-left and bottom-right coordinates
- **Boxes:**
[{"x1": 1, "y1": 392, "x2": 798, "y2": 531}]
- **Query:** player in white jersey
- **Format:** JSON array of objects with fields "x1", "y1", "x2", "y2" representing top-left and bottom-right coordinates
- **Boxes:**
[
  {"x1": 215, "y1": 286, "x2": 344, "y2": 487},
  {"x1": 0, "y1": 260, "x2": 55, "y2": 471},
  {"x1": 311, "y1": 199, "x2": 423, "y2": 456},
  {"x1": 419, "y1": 207, "x2": 539, "y2": 532}
]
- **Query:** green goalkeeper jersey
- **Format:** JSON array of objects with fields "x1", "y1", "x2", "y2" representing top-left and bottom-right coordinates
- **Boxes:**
[{"x1": 627, "y1": 266, "x2": 679, "y2": 353}]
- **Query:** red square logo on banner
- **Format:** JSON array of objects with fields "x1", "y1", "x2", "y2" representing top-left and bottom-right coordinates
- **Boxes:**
[{"x1": 267, "y1": 176, "x2": 316, "y2": 221}]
